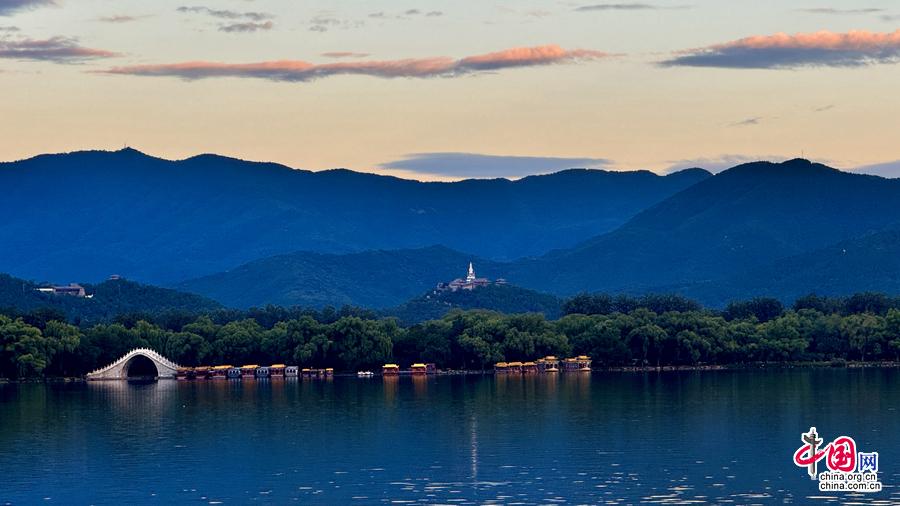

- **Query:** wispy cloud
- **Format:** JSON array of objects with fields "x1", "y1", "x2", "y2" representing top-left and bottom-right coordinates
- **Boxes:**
[
  {"x1": 306, "y1": 14, "x2": 365, "y2": 33},
  {"x1": 321, "y1": 51, "x2": 370, "y2": 59},
  {"x1": 814, "y1": 104, "x2": 835, "y2": 112},
  {"x1": 661, "y1": 29, "x2": 900, "y2": 69},
  {"x1": 403, "y1": 9, "x2": 443, "y2": 17},
  {"x1": 575, "y1": 3, "x2": 688, "y2": 11},
  {"x1": 98, "y1": 15, "x2": 148, "y2": 24},
  {"x1": 0, "y1": 25, "x2": 20, "y2": 31},
  {"x1": 101, "y1": 45, "x2": 609, "y2": 82},
  {"x1": 0, "y1": 36, "x2": 118, "y2": 62},
  {"x1": 379, "y1": 152, "x2": 612, "y2": 178},
  {"x1": 367, "y1": 9, "x2": 443, "y2": 21},
  {"x1": 220, "y1": 20, "x2": 272, "y2": 33},
  {"x1": 178, "y1": 6, "x2": 275, "y2": 34},
  {"x1": 0, "y1": 0, "x2": 54, "y2": 16},
  {"x1": 728, "y1": 116, "x2": 763, "y2": 127},
  {"x1": 176, "y1": 6, "x2": 272, "y2": 22},
  {"x1": 798, "y1": 7, "x2": 884, "y2": 15}
]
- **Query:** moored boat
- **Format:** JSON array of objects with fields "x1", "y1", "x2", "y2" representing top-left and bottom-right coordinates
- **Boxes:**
[
  {"x1": 269, "y1": 364, "x2": 286, "y2": 378},
  {"x1": 211, "y1": 365, "x2": 232, "y2": 379},
  {"x1": 285, "y1": 366, "x2": 299, "y2": 377},
  {"x1": 176, "y1": 367, "x2": 192, "y2": 380},
  {"x1": 227, "y1": 366, "x2": 242, "y2": 379},
  {"x1": 357, "y1": 371, "x2": 374, "y2": 377},
  {"x1": 563, "y1": 355, "x2": 592, "y2": 372},
  {"x1": 255, "y1": 366, "x2": 270, "y2": 378},
  {"x1": 193, "y1": 366, "x2": 210, "y2": 379},
  {"x1": 411, "y1": 363, "x2": 427, "y2": 375},
  {"x1": 494, "y1": 362, "x2": 509, "y2": 373},
  {"x1": 241, "y1": 365, "x2": 258, "y2": 378},
  {"x1": 522, "y1": 361, "x2": 538, "y2": 374},
  {"x1": 382, "y1": 364, "x2": 400, "y2": 376},
  {"x1": 538, "y1": 356, "x2": 560, "y2": 373},
  {"x1": 577, "y1": 355, "x2": 592, "y2": 371}
]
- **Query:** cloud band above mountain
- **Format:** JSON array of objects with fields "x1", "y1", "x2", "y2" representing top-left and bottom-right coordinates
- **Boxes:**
[
  {"x1": 380, "y1": 152, "x2": 612, "y2": 178},
  {"x1": 662, "y1": 29, "x2": 900, "y2": 68},
  {"x1": 100, "y1": 45, "x2": 608, "y2": 82}
]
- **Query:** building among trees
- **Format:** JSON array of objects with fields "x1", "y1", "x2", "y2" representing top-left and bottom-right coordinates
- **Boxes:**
[
  {"x1": 35, "y1": 283, "x2": 89, "y2": 298},
  {"x1": 436, "y1": 263, "x2": 506, "y2": 292}
]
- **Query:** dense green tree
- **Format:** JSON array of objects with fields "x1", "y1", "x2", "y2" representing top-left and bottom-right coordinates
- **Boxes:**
[
  {"x1": 841, "y1": 313, "x2": 885, "y2": 361},
  {"x1": 165, "y1": 332, "x2": 212, "y2": 366},
  {"x1": 0, "y1": 315, "x2": 50, "y2": 378},
  {"x1": 723, "y1": 298, "x2": 784, "y2": 322}
]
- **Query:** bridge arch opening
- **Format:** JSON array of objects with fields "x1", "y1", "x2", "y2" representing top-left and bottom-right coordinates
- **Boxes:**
[{"x1": 125, "y1": 354, "x2": 159, "y2": 379}]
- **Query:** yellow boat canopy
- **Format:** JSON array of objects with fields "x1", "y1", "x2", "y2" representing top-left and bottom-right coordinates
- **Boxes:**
[{"x1": 383, "y1": 364, "x2": 400, "y2": 368}]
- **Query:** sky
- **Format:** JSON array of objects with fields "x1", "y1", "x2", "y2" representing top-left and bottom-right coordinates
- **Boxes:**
[{"x1": 1, "y1": 0, "x2": 899, "y2": 180}]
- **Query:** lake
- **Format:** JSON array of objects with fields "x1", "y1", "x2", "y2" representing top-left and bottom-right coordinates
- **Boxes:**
[{"x1": 1, "y1": 369, "x2": 898, "y2": 505}]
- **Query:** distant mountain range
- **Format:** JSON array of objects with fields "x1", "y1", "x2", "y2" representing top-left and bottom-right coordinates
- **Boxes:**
[
  {"x1": 176, "y1": 159, "x2": 900, "y2": 308},
  {"x1": 4, "y1": 150, "x2": 900, "y2": 309},
  {"x1": 0, "y1": 148, "x2": 708, "y2": 284}
]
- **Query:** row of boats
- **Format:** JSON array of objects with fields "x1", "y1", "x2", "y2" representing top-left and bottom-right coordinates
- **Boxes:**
[
  {"x1": 176, "y1": 356, "x2": 592, "y2": 380},
  {"x1": 176, "y1": 365, "x2": 333, "y2": 380},
  {"x1": 494, "y1": 356, "x2": 592, "y2": 373}
]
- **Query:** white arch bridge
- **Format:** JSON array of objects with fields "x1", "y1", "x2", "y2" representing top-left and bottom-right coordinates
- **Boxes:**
[{"x1": 86, "y1": 348, "x2": 181, "y2": 380}]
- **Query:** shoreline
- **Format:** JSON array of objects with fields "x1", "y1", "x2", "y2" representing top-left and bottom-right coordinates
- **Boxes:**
[{"x1": 4, "y1": 360, "x2": 899, "y2": 384}]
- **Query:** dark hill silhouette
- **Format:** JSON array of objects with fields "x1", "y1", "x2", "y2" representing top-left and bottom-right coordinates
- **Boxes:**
[
  {"x1": 0, "y1": 149, "x2": 709, "y2": 283},
  {"x1": 508, "y1": 159, "x2": 900, "y2": 294}
]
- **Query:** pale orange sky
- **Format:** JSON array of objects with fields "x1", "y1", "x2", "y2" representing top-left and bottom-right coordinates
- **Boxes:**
[{"x1": 1, "y1": 0, "x2": 899, "y2": 179}]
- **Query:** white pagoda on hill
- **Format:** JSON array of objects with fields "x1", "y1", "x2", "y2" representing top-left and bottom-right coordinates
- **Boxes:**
[{"x1": 437, "y1": 262, "x2": 507, "y2": 292}]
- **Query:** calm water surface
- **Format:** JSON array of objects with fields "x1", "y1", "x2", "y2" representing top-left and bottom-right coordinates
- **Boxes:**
[{"x1": 1, "y1": 369, "x2": 898, "y2": 505}]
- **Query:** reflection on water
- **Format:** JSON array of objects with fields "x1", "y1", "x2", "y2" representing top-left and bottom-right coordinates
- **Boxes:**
[{"x1": 1, "y1": 370, "x2": 898, "y2": 505}]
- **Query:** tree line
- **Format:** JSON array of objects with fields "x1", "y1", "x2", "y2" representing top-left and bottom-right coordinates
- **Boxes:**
[{"x1": 3, "y1": 293, "x2": 900, "y2": 379}]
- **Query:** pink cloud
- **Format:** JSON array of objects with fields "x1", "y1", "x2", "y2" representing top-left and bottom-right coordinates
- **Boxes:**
[
  {"x1": 458, "y1": 45, "x2": 607, "y2": 70},
  {"x1": 101, "y1": 44, "x2": 609, "y2": 82},
  {"x1": 321, "y1": 51, "x2": 371, "y2": 59},
  {"x1": 663, "y1": 29, "x2": 900, "y2": 68}
]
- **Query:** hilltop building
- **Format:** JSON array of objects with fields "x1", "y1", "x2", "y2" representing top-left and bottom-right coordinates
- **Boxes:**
[
  {"x1": 35, "y1": 283, "x2": 90, "y2": 298},
  {"x1": 436, "y1": 263, "x2": 505, "y2": 292}
]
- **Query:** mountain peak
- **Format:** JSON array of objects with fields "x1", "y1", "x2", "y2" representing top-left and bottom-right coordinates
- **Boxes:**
[
  {"x1": 116, "y1": 146, "x2": 146, "y2": 156},
  {"x1": 782, "y1": 157, "x2": 812, "y2": 166}
]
